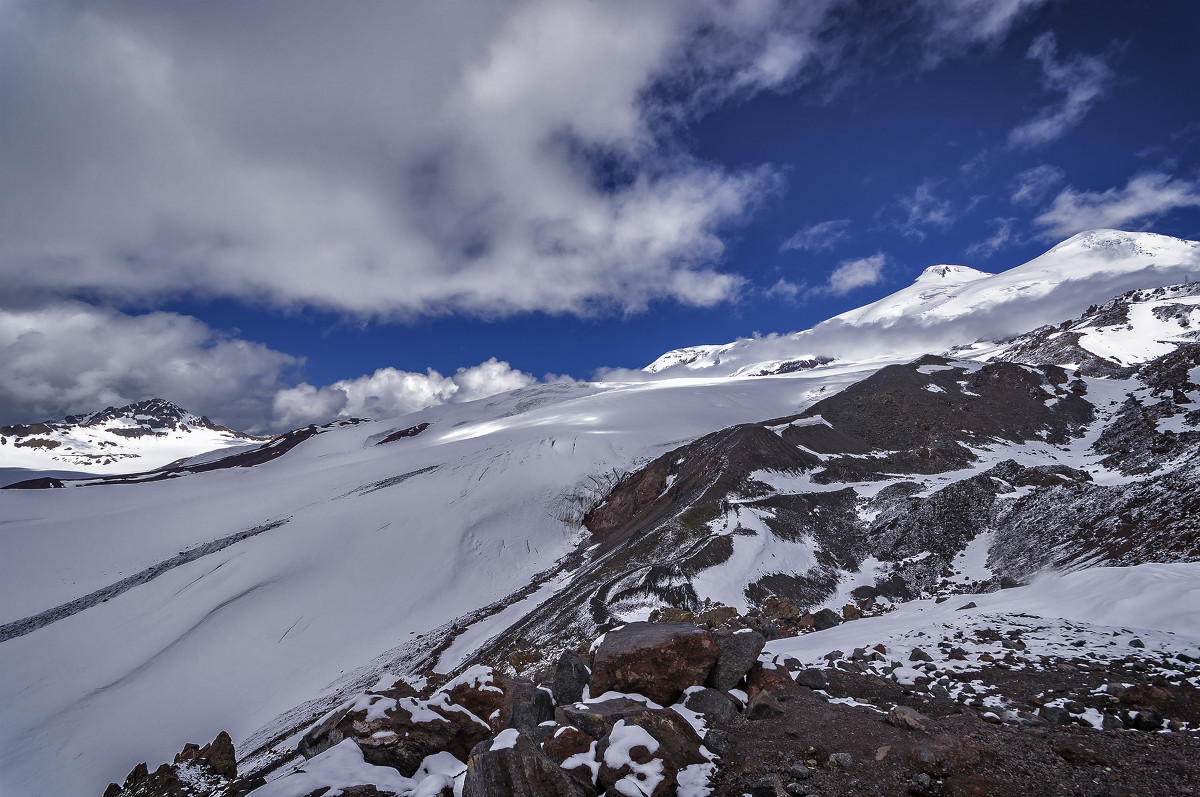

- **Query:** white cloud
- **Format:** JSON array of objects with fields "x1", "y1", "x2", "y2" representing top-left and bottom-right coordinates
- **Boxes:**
[
  {"x1": 0, "y1": 1, "x2": 838, "y2": 321},
  {"x1": 1011, "y1": 164, "x2": 1065, "y2": 205},
  {"x1": 0, "y1": 301, "x2": 300, "y2": 431},
  {"x1": 1008, "y1": 33, "x2": 1115, "y2": 149},
  {"x1": 967, "y1": 217, "x2": 1017, "y2": 258},
  {"x1": 272, "y1": 358, "x2": 538, "y2": 428},
  {"x1": 1034, "y1": 172, "x2": 1200, "y2": 240},
  {"x1": 915, "y1": 0, "x2": 1050, "y2": 65},
  {"x1": 766, "y1": 278, "x2": 802, "y2": 300},
  {"x1": 817, "y1": 253, "x2": 888, "y2": 296},
  {"x1": 780, "y1": 219, "x2": 850, "y2": 252},
  {"x1": 894, "y1": 181, "x2": 955, "y2": 240}
]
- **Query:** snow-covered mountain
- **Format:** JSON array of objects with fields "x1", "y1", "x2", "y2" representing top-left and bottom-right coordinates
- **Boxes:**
[
  {"x1": 1, "y1": 230, "x2": 1198, "y2": 797},
  {"x1": 0, "y1": 398, "x2": 266, "y2": 484},
  {"x1": 644, "y1": 229, "x2": 1200, "y2": 377}
]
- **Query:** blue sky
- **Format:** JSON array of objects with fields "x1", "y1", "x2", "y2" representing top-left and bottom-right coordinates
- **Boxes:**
[{"x1": 2, "y1": 0, "x2": 1198, "y2": 431}]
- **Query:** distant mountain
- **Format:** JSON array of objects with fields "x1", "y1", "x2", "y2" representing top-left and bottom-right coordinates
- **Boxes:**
[
  {"x1": 644, "y1": 229, "x2": 1200, "y2": 377},
  {"x1": 0, "y1": 398, "x2": 266, "y2": 477},
  {"x1": 2, "y1": 231, "x2": 1199, "y2": 797}
]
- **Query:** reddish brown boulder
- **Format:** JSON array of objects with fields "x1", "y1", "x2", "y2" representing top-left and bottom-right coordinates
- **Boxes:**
[
  {"x1": 440, "y1": 666, "x2": 510, "y2": 732},
  {"x1": 596, "y1": 720, "x2": 677, "y2": 797},
  {"x1": 745, "y1": 661, "x2": 795, "y2": 700},
  {"x1": 589, "y1": 622, "x2": 718, "y2": 705}
]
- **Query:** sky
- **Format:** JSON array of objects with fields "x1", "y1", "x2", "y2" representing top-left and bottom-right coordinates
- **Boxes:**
[{"x1": 2, "y1": 0, "x2": 1199, "y2": 432}]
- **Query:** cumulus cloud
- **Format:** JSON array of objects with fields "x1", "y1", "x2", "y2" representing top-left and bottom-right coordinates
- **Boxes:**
[
  {"x1": 1034, "y1": 172, "x2": 1200, "y2": 240},
  {"x1": 824, "y1": 254, "x2": 888, "y2": 295},
  {"x1": 0, "y1": 0, "x2": 841, "y2": 321},
  {"x1": 0, "y1": 301, "x2": 301, "y2": 430},
  {"x1": 780, "y1": 219, "x2": 850, "y2": 252},
  {"x1": 1011, "y1": 164, "x2": 1066, "y2": 206},
  {"x1": 1008, "y1": 33, "x2": 1116, "y2": 149},
  {"x1": 272, "y1": 359, "x2": 538, "y2": 428}
]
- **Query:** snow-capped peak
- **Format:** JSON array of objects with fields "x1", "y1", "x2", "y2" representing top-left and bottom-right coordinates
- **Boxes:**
[
  {"x1": 912, "y1": 264, "x2": 991, "y2": 284},
  {"x1": 0, "y1": 399, "x2": 267, "y2": 480}
]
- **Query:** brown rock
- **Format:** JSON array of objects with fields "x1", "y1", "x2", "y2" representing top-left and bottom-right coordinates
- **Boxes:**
[
  {"x1": 745, "y1": 661, "x2": 795, "y2": 700},
  {"x1": 443, "y1": 667, "x2": 510, "y2": 732},
  {"x1": 596, "y1": 720, "x2": 677, "y2": 797},
  {"x1": 589, "y1": 622, "x2": 718, "y2": 705},
  {"x1": 555, "y1": 699, "x2": 706, "y2": 772},
  {"x1": 299, "y1": 692, "x2": 493, "y2": 777}
]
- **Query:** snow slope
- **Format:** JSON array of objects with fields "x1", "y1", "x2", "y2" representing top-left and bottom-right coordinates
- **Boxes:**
[{"x1": 0, "y1": 367, "x2": 885, "y2": 797}]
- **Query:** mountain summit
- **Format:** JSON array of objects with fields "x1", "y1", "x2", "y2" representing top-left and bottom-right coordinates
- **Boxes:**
[{"x1": 0, "y1": 398, "x2": 265, "y2": 477}]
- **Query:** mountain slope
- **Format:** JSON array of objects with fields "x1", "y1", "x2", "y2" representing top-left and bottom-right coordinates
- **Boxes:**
[
  {"x1": 1, "y1": 233, "x2": 1199, "y2": 797},
  {"x1": 0, "y1": 399, "x2": 266, "y2": 483}
]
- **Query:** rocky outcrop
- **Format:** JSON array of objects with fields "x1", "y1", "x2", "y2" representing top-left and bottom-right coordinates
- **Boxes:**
[{"x1": 101, "y1": 732, "x2": 253, "y2": 797}]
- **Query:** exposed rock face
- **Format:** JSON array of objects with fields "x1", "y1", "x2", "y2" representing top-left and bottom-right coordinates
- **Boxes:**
[
  {"x1": 706, "y1": 628, "x2": 766, "y2": 691},
  {"x1": 462, "y1": 731, "x2": 594, "y2": 797},
  {"x1": 589, "y1": 622, "x2": 718, "y2": 705}
]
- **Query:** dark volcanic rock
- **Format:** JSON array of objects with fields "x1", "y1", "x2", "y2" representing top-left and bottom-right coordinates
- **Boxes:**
[
  {"x1": 552, "y1": 651, "x2": 591, "y2": 705},
  {"x1": 589, "y1": 622, "x2": 718, "y2": 705},
  {"x1": 684, "y1": 687, "x2": 739, "y2": 726},
  {"x1": 813, "y1": 608, "x2": 842, "y2": 631},
  {"x1": 504, "y1": 681, "x2": 555, "y2": 731},
  {"x1": 706, "y1": 627, "x2": 766, "y2": 691},
  {"x1": 555, "y1": 699, "x2": 706, "y2": 772}
]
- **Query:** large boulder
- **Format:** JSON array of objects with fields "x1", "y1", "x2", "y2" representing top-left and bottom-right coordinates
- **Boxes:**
[
  {"x1": 682, "y1": 687, "x2": 738, "y2": 726},
  {"x1": 504, "y1": 681, "x2": 556, "y2": 731},
  {"x1": 706, "y1": 628, "x2": 766, "y2": 692},
  {"x1": 552, "y1": 651, "x2": 592, "y2": 705},
  {"x1": 299, "y1": 691, "x2": 492, "y2": 777},
  {"x1": 542, "y1": 725, "x2": 601, "y2": 789},
  {"x1": 589, "y1": 622, "x2": 718, "y2": 705},
  {"x1": 463, "y1": 730, "x2": 595, "y2": 797},
  {"x1": 439, "y1": 666, "x2": 510, "y2": 732}
]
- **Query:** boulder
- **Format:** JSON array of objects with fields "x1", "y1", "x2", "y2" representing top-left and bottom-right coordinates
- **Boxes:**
[
  {"x1": 745, "y1": 661, "x2": 796, "y2": 700},
  {"x1": 812, "y1": 609, "x2": 842, "y2": 631},
  {"x1": 504, "y1": 681, "x2": 555, "y2": 731},
  {"x1": 596, "y1": 720, "x2": 676, "y2": 797},
  {"x1": 746, "y1": 691, "x2": 784, "y2": 720},
  {"x1": 683, "y1": 687, "x2": 738, "y2": 726},
  {"x1": 706, "y1": 628, "x2": 766, "y2": 691},
  {"x1": 440, "y1": 666, "x2": 509, "y2": 732},
  {"x1": 888, "y1": 705, "x2": 929, "y2": 731},
  {"x1": 555, "y1": 699, "x2": 706, "y2": 773},
  {"x1": 793, "y1": 668, "x2": 827, "y2": 690},
  {"x1": 463, "y1": 731, "x2": 594, "y2": 797},
  {"x1": 552, "y1": 652, "x2": 592, "y2": 705},
  {"x1": 589, "y1": 622, "x2": 718, "y2": 705}
]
